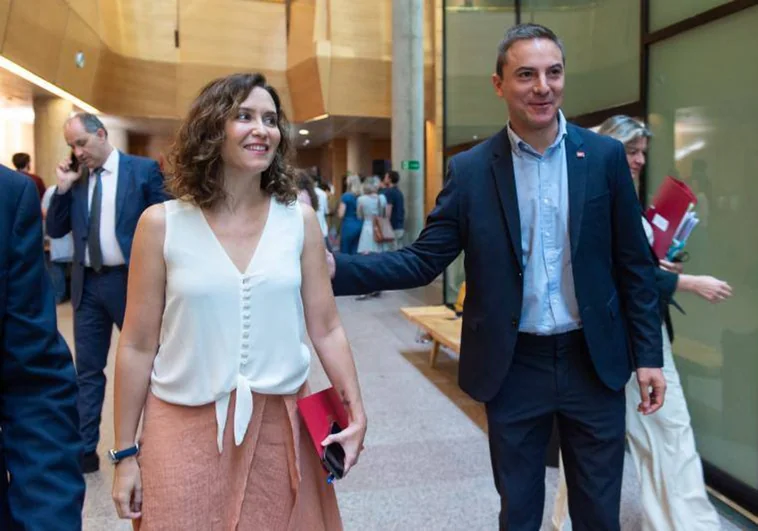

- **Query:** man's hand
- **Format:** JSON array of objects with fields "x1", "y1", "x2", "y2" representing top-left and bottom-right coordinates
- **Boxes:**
[
  {"x1": 636, "y1": 367, "x2": 666, "y2": 415},
  {"x1": 325, "y1": 250, "x2": 336, "y2": 279},
  {"x1": 55, "y1": 160, "x2": 79, "y2": 194}
]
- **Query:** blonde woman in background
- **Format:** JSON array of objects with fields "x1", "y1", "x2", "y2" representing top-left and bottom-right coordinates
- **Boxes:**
[
  {"x1": 338, "y1": 173, "x2": 363, "y2": 255},
  {"x1": 551, "y1": 115, "x2": 732, "y2": 531},
  {"x1": 356, "y1": 176, "x2": 387, "y2": 255}
]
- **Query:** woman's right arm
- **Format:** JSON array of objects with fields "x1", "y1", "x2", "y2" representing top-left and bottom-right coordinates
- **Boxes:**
[{"x1": 112, "y1": 204, "x2": 167, "y2": 519}]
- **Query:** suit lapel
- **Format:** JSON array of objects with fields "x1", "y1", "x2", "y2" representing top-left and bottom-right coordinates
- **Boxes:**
[
  {"x1": 115, "y1": 152, "x2": 129, "y2": 227},
  {"x1": 566, "y1": 126, "x2": 587, "y2": 259},
  {"x1": 490, "y1": 129, "x2": 523, "y2": 270}
]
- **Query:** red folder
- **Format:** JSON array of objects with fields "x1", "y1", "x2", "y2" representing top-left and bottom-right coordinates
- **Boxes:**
[
  {"x1": 645, "y1": 176, "x2": 697, "y2": 259},
  {"x1": 297, "y1": 387, "x2": 349, "y2": 460}
]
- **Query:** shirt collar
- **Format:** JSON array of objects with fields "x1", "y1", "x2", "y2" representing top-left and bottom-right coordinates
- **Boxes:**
[
  {"x1": 98, "y1": 148, "x2": 119, "y2": 176},
  {"x1": 507, "y1": 110, "x2": 567, "y2": 158}
]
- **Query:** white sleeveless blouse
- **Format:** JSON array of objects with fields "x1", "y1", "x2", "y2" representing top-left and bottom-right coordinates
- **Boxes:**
[{"x1": 150, "y1": 198, "x2": 311, "y2": 452}]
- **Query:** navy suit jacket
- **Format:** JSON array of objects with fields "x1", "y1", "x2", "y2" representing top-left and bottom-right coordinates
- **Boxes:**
[
  {"x1": 46, "y1": 151, "x2": 169, "y2": 309},
  {"x1": 334, "y1": 124, "x2": 663, "y2": 402},
  {"x1": 0, "y1": 165, "x2": 84, "y2": 529}
]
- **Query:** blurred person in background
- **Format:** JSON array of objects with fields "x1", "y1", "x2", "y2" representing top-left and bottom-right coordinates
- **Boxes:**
[
  {"x1": 551, "y1": 115, "x2": 732, "y2": 531},
  {"x1": 12, "y1": 152, "x2": 46, "y2": 199},
  {"x1": 338, "y1": 173, "x2": 363, "y2": 255}
]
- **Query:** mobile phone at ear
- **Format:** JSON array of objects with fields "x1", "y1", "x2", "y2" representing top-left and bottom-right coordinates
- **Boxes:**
[{"x1": 69, "y1": 152, "x2": 79, "y2": 173}]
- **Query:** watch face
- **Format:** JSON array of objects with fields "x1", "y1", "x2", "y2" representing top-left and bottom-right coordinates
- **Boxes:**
[{"x1": 108, "y1": 449, "x2": 118, "y2": 464}]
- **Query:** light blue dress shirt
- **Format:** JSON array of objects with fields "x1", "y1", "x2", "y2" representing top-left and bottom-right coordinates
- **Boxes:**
[{"x1": 507, "y1": 111, "x2": 582, "y2": 335}]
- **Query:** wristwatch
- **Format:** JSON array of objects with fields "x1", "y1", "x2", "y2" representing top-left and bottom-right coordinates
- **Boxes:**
[{"x1": 108, "y1": 443, "x2": 140, "y2": 465}]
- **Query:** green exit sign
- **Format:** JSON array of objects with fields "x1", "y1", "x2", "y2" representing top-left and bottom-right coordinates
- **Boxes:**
[{"x1": 401, "y1": 160, "x2": 421, "y2": 171}]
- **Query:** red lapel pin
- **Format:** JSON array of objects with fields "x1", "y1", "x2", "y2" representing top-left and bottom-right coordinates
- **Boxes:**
[{"x1": 576, "y1": 151, "x2": 585, "y2": 158}]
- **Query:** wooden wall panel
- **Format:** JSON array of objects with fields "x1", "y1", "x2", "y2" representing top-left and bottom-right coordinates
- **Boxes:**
[
  {"x1": 295, "y1": 146, "x2": 323, "y2": 170},
  {"x1": 179, "y1": 0, "x2": 286, "y2": 71},
  {"x1": 329, "y1": 0, "x2": 391, "y2": 60},
  {"x1": 175, "y1": 64, "x2": 292, "y2": 118},
  {"x1": 64, "y1": 0, "x2": 99, "y2": 31},
  {"x1": 370, "y1": 139, "x2": 391, "y2": 162},
  {"x1": 98, "y1": 0, "x2": 178, "y2": 63},
  {"x1": 2, "y1": 0, "x2": 70, "y2": 81},
  {"x1": 288, "y1": 0, "x2": 316, "y2": 67},
  {"x1": 0, "y1": 0, "x2": 12, "y2": 46},
  {"x1": 287, "y1": 58, "x2": 325, "y2": 122},
  {"x1": 56, "y1": 11, "x2": 103, "y2": 103},
  {"x1": 328, "y1": 58, "x2": 391, "y2": 117},
  {"x1": 93, "y1": 50, "x2": 178, "y2": 117}
]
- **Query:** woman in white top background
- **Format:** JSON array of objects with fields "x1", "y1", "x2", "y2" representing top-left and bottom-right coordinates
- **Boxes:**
[
  {"x1": 111, "y1": 72, "x2": 366, "y2": 530},
  {"x1": 551, "y1": 115, "x2": 732, "y2": 531}
]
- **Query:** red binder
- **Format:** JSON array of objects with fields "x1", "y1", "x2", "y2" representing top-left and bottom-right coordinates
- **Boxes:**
[
  {"x1": 297, "y1": 387, "x2": 349, "y2": 460},
  {"x1": 645, "y1": 176, "x2": 697, "y2": 259}
]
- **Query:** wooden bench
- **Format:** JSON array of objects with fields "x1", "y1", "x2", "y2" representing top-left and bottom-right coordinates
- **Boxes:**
[{"x1": 400, "y1": 305, "x2": 462, "y2": 367}]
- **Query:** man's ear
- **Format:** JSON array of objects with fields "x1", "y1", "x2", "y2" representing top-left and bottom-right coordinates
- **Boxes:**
[{"x1": 492, "y1": 73, "x2": 504, "y2": 98}]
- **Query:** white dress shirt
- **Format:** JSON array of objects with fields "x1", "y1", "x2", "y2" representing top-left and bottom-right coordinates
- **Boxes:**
[{"x1": 86, "y1": 149, "x2": 126, "y2": 266}]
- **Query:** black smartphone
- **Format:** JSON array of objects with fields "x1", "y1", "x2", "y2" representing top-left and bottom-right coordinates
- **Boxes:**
[
  {"x1": 323, "y1": 422, "x2": 346, "y2": 480},
  {"x1": 69, "y1": 152, "x2": 79, "y2": 173}
]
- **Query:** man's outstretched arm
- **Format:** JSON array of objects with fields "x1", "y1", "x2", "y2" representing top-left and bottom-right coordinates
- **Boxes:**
[{"x1": 332, "y1": 160, "x2": 466, "y2": 296}]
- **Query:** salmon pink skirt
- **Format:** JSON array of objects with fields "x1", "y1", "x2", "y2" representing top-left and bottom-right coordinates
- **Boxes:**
[{"x1": 134, "y1": 387, "x2": 343, "y2": 530}]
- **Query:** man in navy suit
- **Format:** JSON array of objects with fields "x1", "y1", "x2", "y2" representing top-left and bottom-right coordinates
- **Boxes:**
[
  {"x1": 331, "y1": 24, "x2": 666, "y2": 530},
  {"x1": 47, "y1": 113, "x2": 169, "y2": 473},
  {"x1": 1, "y1": 165, "x2": 84, "y2": 529}
]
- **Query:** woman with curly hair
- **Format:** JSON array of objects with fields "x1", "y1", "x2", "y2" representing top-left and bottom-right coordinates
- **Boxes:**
[{"x1": 111, "y1": 72, "x2": 366, "y2": 530}]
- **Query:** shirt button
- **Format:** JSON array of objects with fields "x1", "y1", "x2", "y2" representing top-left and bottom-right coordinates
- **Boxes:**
[
  {"x1": 242, "y1": 343, "x2": 249, "y2": 349},
  {"x1": 242, "y1": 332, "x2": 250, "y2": 339},
  {"x1": 511, "y1": 318, "x2": 518, "y2": 327},
  {"x1": 243, "y1": 313, "x2": 251, "y2": 319}
]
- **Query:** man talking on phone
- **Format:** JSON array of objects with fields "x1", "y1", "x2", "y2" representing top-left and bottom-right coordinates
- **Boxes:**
[{"x1": 47, "y1": 113, "x2": 169, "y2": 474}]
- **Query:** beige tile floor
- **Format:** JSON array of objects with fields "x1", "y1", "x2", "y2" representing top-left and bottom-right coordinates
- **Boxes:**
[{"x1": 54, "y1": 283, "x2": 744, "y2": 530}]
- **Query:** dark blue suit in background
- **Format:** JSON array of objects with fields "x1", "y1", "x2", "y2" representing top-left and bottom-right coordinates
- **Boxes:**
[
  {"x1": 0, "y1": 166, "x2": 84, "y2": 530},
  {"x1": 47, "y1": 152, "x2": 168, "y2": 457},
  {"x1": 333, "y1": 124, "x2": 663, "y2": 530}
]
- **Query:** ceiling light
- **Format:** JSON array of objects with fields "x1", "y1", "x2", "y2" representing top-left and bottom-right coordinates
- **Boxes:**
[
  {"x1": 305, "y1": 113, "x2": 329, "y2": 122},
  {"x1": 0, "y1": 55, "x2": 100, "y2": 114},
  {"x1": 299, "y1": 129, "x2": 309, "y2": 135}
]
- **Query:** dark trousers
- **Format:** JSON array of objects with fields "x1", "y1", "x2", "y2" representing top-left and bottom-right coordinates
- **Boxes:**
[
  {"x1": 74, "y1": 267, "x2": 127, "y2": 454},
  {"x1": 485, "y1": 330, "x2": 625, "y2": 531}
]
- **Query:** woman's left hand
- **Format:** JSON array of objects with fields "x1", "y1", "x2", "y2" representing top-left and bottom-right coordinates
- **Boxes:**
[{"x1": 321, "y1": 417, "x2": 367, "y2": 477}]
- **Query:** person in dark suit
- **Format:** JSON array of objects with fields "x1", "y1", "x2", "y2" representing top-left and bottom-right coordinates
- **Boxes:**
[
  {"x1": 329, "y1": 24, "x2": 666, "y2": 530},
  {"x1": 1, "y1": 165, "x2": 84, "y2": 529},
  {"x1": 47, "y1": 113, "x2": 169, "y2": 473}
]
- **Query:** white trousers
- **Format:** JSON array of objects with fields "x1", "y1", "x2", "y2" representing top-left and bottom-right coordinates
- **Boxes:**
[{"x1": 551, "y1": 325, "x2": 721, "y2": 531}]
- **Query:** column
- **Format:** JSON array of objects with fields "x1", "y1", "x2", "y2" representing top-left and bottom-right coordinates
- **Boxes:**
[
  {"x1": 392, "y1": 0, "x2": 424, "y2": 239},
  {"x1": 33, "y1": 97, "x2": 73, "y2": 186},
  {"x1": 107, "y1": 124, "x2": 129, "y2": 153},
  {"x1": 346, "y1": 133, "x2": 372, "y2": 177}
]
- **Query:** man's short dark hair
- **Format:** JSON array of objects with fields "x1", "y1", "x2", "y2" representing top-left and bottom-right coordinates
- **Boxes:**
[
  {"x1": 495, "y1": 23, "x2": 565, "y2": 77},
  {"x1": 69, "y1": 112, "x2": 108, "y2": 138},
  {"x1": 12, "y1": 153, "x2": 30, "y2": 171},
  {"x1": 386, "y1": 170, "x2": 400, "y2": 185}
]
